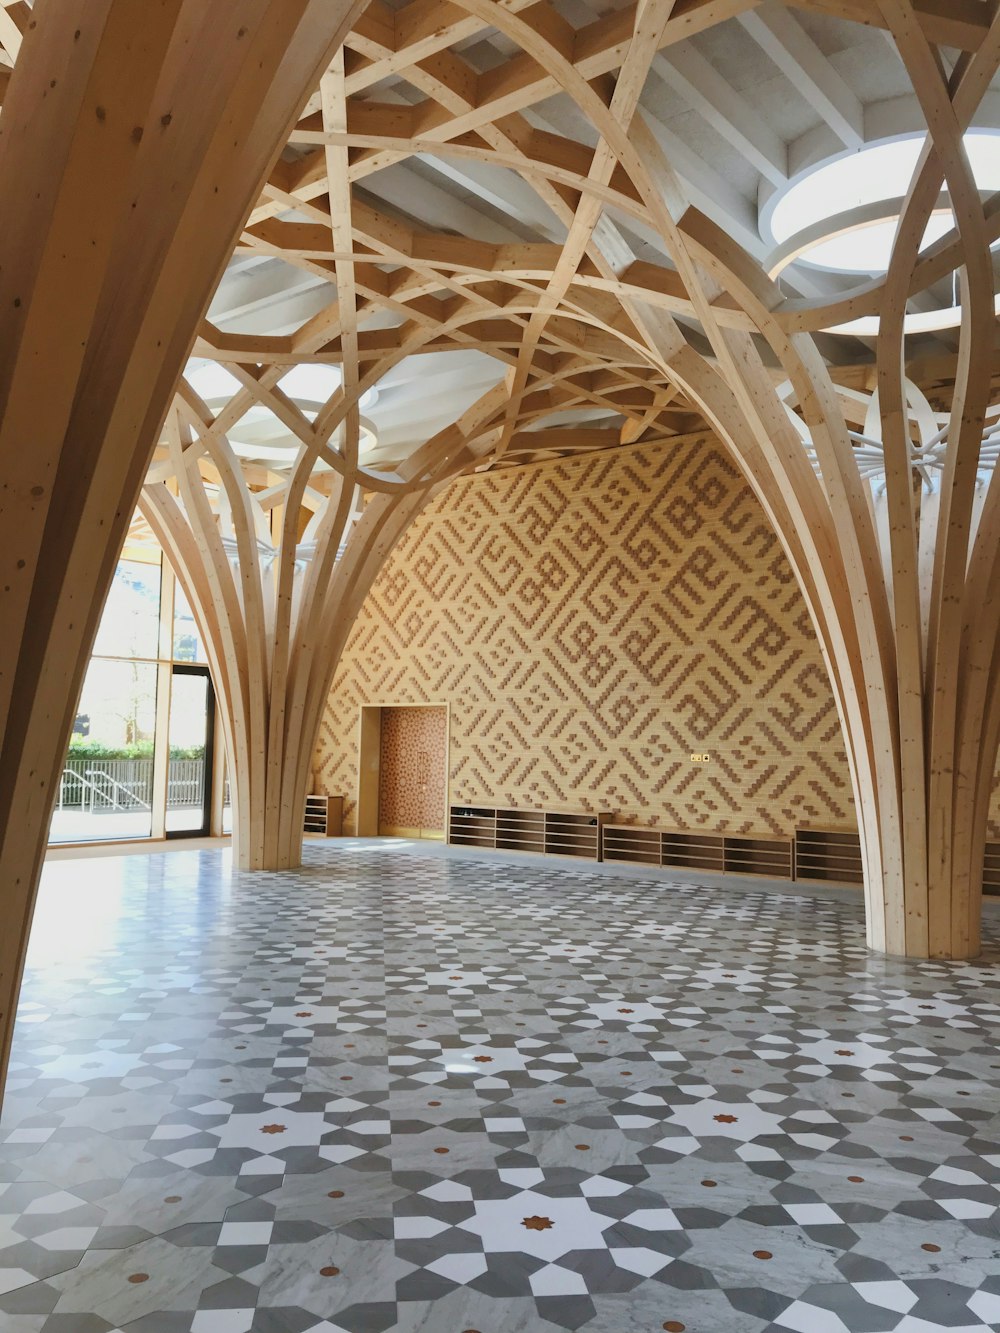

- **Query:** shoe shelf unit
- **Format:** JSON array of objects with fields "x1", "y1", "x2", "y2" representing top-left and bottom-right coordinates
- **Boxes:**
[
  {"x1": 304, "y1": 794, "x2": 343, "y2": 837},
  {"x1": 448, "y1": 806, "x2": 497, "y2": 848},
  {"x1": 723, "y1": 834, "x2": 794, "y2": 880},
  {"x1": 662, "y1": 830, "x2": 727, "y2": 873},
  {"x1": 793, "y1": 828, "x2": 864, "y2": 885},
  {"x1": 795, "y1": 829, "x2": 1000, "y2": 893},
  {"x1": 600, "y1": 824, "x2": 662, "y2": 867},
  {"x1": 983, "y1": 842, "x2": 1000, "y2": 896},
  {"x1": 448, "y1": 805, "x2": 610, "y2": 860},
  {"x1": 601, "y1": 826, "x2": 726, "y2": 873},
  {"x1": 544, "y1": 810, "x2": 610, "y2": 860},
  {"x1": 496, "y1": 807, "x2": 545, "y2": 854},
  {"x1": 448, "y1": 810, "x2": 999, "y2": 895},
  {"x1": 602, "y1": 825, "x2": 792, "y2": 880}
]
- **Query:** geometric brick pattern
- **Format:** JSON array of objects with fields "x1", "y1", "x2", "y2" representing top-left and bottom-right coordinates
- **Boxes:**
[{"x1": 316, "y1": 437, "x2": 862, "y2": 838}]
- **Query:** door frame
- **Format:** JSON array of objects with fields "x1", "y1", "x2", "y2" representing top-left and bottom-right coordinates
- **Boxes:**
[
  {"x1": 165, "y1": 663, "x2": 216, "y2": 840},
  {"x1": 355, "y1": 702, "x2": 450, "y2": 839}
]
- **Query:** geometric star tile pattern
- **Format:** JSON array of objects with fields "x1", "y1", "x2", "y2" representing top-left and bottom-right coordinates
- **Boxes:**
[{"x1": 2, "y1": 841, "x2": 1000, "y2": 1331}]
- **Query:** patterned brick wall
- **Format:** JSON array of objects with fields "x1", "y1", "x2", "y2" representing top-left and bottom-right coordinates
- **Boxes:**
[{"x1": 315, "y1": 434, "x2": 866, "y2": 837}]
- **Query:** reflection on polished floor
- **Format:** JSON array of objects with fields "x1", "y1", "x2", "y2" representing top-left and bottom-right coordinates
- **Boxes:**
[{"x1": 2, "y1": 842, "x2": 1000, "y2": 1333}]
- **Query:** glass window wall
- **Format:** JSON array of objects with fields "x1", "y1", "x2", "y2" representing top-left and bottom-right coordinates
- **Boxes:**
[
  {"x1": 172, "y1": 580, "x2": 207, "y2": 664},
  {"x1": 54, "y1": 658, "x2": 159, "y2": 842},
  {"x1": 49, "y1": 544, "x2": 223, "y2": 846}
]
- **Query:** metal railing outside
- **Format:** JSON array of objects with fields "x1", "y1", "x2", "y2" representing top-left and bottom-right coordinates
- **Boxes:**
[{"x1": 58, "y1": 757, "x2": 206, "y2": 811}]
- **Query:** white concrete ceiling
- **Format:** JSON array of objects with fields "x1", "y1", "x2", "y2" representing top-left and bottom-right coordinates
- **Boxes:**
[{"x1": 203, "y1": 0, "x2": 1000, "y2": 468}]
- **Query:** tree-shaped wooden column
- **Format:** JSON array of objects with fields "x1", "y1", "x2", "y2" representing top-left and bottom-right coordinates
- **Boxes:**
[
  {"x1": 703, "y1": 13, "x2": 1000, "y2": 960},
  {"x1": 458, "y1": 0, "x2": 1000, "y2": 956},
  {"x1": 141, "y1": 372, "x2": 505, "y2": 870},
  {"x1": 625, "y1": 5, "x2": 1000, "y2": 958}
]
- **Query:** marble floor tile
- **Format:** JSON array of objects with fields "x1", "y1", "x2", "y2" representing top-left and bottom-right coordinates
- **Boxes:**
[{"x1": 0, "y1": 841, "x2": 997, "y2": 1331}]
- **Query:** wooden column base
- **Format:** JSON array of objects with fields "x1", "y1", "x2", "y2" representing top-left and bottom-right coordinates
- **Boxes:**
[{"x1": 859, "y1": 800, "x2": 986, "y2": 961}]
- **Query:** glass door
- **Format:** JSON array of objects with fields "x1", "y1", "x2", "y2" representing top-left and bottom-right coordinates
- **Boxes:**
[
  {"x1": 165, "y1": 665, "x2": 215, "y2": 837},
  {"x1": 50, "y1": 657, "x2": 159, "y2": 843}
]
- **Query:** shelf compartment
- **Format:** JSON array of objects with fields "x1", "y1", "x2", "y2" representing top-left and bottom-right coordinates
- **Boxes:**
[
  {"x1": 983, "y1": 841, "x2": 1000, "y2": 895},
  {"x1": 724, "y1": 836, "x2": 793, "y2": 879},
  {"x1": 602, "y1": 825, "x2": 661, "y2": 866},
  {"x1": 794, "y1": 829, "x2": 863, "y2": 885},
  {"x1": 448, "y1": 806, "x2": 497, "y2": 849},
  {"x1": 303, "y1": 794, "x2": 343, "y2": 837},
  {"x1": 544, "y1": 811, "x2": 604, "y2": 860},
  {"x1": 495, "y1": 808, "x2": 546, "y2": 851},
  {"x1": 660, "y1": 831, "x2": 726, "y2": 874}
]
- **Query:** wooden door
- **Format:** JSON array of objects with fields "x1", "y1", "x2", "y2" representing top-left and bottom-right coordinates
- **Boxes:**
[{"x1": 378, "y1": 706, "x2": 447, "y2": 838}]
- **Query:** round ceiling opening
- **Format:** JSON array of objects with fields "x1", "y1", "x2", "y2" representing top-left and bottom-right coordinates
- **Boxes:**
[{"x1": 763, "y1": 131, "x2": 1000, "y2": 277}]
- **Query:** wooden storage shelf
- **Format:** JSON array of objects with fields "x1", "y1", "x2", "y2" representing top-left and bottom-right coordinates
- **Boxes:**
[
  {"x1": 496, "y1": 809, "x2": 546, "y2": 853},
  {"x1": 447, "y1": 808, "x2": 902, "y2": 891},
  {"x1": 602, "y1": 825, "x2": 661, "y2": 866},
  {"x1": 794, "y1": 828, "x2": 863, "y2": 885},
  {"x1": 603, "y1": 824, "x2": 791, "y2": 880},
  {"x1": 448, "y1": 805, "x2": 609, "y2": 860},
  {"x1": 725, "y1": 835, "x2": 793, "y2": 879},
  {"x1": 661, "y1": 831, "x2": 726, "y2": 873},
  {"x1": 983, "y1": 841, "x2": 1000, "y2": 895},
  {"x1": 544, "y1": 810, "x2": 606, "y2": 859},
  {"x1": 304, "y1": 794, "x2": 343, "y2": 837},
  {"x1": 448, "y1": 807, "x2": 497, "y2": 848}
]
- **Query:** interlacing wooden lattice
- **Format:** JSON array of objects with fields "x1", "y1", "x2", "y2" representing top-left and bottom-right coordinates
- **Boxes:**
[{"x1": 130, "y1": 0, "x2": 1000, "y2": 963}]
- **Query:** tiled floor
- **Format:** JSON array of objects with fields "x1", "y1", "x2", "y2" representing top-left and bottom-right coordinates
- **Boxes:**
[{"x1": 2, "y1": 841, "x2": 1000, "y2": 1332}]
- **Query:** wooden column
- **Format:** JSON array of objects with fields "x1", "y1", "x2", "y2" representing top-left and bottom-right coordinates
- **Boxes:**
[
  {"x1": 462, "y1": 0, "x2": 1000, "y2": 958},
  {"x1": 140, "y1": 385, "x2": 500, "y2": 872},
  {"x1": 0, "y1": 0, "x2": 368, "y2": 1101},
  {"x1": 664, "y1": 339, "x2": 1000, "y2": 960},
  {"x1": 649, "y1": 7, "x2": 1000, "y2": 957}
]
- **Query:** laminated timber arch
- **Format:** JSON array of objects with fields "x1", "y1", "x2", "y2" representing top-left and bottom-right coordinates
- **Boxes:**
[
  {"x1": 654, "y1": 8, "x2": 1000, "y2": 963},
  {"x1": 137, "y1": 380, "x2": 509, "y2": 872},
  {"x1": 2, "y1": 0, "x2": 1000, "y2": 1113},
  {"x1": 139, "y1": 305, "x2": 677, "y2": 872},
  {"x1": 0, "y1": 0, "x2": 369, "y2": 1095}
]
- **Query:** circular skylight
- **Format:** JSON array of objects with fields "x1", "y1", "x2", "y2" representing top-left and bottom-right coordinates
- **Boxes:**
[
  {"x1": 278, "y1": 362, "x2": 378, "y2": 411},
  {"x1": 763, "y1": 131, "x2": 1000, "y2": 276},
  {"x1": 278, "y1": 362, "x2": 342, "y2": 403},
  {"x1": 185, "y1": 360, "x2": 242, "y2": 402}
]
